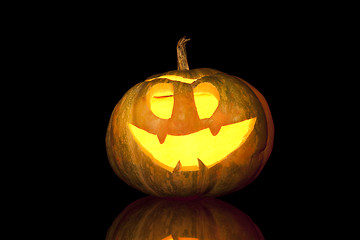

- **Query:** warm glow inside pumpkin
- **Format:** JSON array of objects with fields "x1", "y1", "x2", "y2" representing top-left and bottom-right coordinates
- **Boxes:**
[
  {"x1": 147, "y1": 74, "x2": 198, "y2": 83},
  {"x1": 129, "y1": 118, "x2": 256, "y2": 172},
  {"x1": 147, "y1": 80, "x2": 220, "y2": 119}
]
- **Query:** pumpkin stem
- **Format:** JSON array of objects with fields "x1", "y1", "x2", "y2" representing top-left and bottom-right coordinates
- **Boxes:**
[{"x1": 177, "y1": 37, "x2": 190, "y2": 70}]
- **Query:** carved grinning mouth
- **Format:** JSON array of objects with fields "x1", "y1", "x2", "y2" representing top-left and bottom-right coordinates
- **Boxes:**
[{"x1": 128, "y1": 118, "x2": 256, "y2": 172}]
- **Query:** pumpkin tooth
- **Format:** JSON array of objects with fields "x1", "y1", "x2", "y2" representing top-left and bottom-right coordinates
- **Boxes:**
[
  {"x1": 157, "y1": 132, "x2": 167, "y2": 144},
  {"x1": 198, "y1": 158, "x2": 208, "y2": 171},
  {"x1": 172, "y1": 160, "x2": 182, "y2": 173},
  {"x1": 209, "y1": 124, "x2": 221, "y2": 136}
]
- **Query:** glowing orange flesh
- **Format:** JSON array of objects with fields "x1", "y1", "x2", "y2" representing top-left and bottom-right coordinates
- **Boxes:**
[
  {"x1": 146, "y1": 75, "x2": 198, "y2": 83},
  {"x1": 128, "y1": 118, "x2": 256, "y2": 172},
  {"x1": 149, "y1": 82, "x2": 220, "y2": 120}
]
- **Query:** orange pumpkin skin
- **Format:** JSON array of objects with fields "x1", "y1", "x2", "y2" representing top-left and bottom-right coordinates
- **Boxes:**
[
  {"x1": 106, "y1": 68, "x2": 274, "y2": 197},
  {"x1": 106, "y1": 197, "x2": 264, "y2": 240}
]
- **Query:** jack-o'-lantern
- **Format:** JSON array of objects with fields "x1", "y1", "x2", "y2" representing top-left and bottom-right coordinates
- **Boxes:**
[
  {"x1": 106, "y1": 37, "x2": 274, "y2": 197},
  {"x1": 106, "y1": 197, "x2": 264, "y2": 240}
]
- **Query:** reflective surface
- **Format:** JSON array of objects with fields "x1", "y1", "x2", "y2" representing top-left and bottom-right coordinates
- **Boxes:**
[{"x1": 106, "y1": 197, "x2": 264, "y2": 240}]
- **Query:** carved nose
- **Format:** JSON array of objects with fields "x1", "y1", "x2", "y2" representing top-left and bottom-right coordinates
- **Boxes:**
[{"x1": 167, "y1": 84, "x2": 201, "y2": 135}]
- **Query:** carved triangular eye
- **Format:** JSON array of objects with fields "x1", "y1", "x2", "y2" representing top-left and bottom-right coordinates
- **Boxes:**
[
  {"x1": 193, "y1": 82, "x2": 220, "y2": 119},
  {"x1": 147, "y1": 83, "x2": 174, "y2": 119}
]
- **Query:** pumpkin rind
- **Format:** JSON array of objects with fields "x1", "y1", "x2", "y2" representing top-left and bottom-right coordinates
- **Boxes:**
[{"x1": 106, "y1": 68, "x2": 274, "y2": 197}]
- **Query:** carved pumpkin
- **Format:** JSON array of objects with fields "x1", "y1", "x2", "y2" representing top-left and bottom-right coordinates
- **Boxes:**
[
  {"x1": 106, "y1": 37, "x2": 274, "y2": 197},
  {"x1": 106, "y1": 197, "x2": 264, "y2": 240}
]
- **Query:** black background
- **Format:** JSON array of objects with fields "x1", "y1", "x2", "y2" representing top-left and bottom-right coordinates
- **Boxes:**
[{"x1": 22, "y1": 6, "x2": 342, "y2": 239}]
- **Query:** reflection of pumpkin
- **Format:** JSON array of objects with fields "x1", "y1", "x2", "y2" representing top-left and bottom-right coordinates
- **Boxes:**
[
  {"x1": 106, "y1": 197, "x2": 264, "y2": 240},
  {"x1": 106, "y1": 37, "x2": 274, "y2": 197}
]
